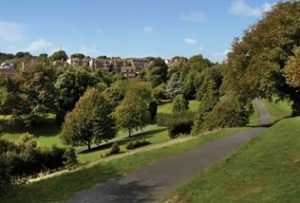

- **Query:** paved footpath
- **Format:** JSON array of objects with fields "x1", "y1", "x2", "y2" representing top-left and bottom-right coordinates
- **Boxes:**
[{"x1": 67, "y1": 99, "x2": 272, "y2": 203}]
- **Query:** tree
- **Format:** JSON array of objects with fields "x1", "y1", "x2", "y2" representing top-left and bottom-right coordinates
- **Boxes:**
[
  {"x1": 172, "y1": 94, "x2": 189, "y2": 113},
  {"x1": 1, "y1": 62, "x2": 57, "y2": 127},
  {"x1": 284, "y1": 47, "x2": 300, "y2": 88},
  {"x1": 50, "y1": 50, "x2": 68, "y2": 62},
  {"x1": 61, "y1": 88, "x2": 117, "y2": 150},
  {"x1": 165, "y1": 72, "x2": 183, "y2": 99},
  {"x1": 148, "y1": 58, "x2": 168, "y2": 88},
  {"x1": 113, "y1": 92, "x2": 150, "y2": 137},
  {"x1": 149, "y1": 101, "x2": 158, "y2": 121},
  {"x1": 221, "y1": 1, "x2": 300, "y2": 115},
  {"x1": 70, "y1": 53, "x2": 85, "y2": 59},
  {"x1": 55, "y1": 68, "x2": 98, "y2": 123}
]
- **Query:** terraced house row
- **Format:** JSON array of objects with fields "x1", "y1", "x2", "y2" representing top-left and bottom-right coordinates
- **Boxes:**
[{"x1": 69, "y1": 56, "x2": 150, "y2": 78}]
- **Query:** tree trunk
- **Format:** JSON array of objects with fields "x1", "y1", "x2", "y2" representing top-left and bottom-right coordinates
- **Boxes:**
[
  {"x1": 291, "y1": 95, "x2": 300, "y2": 116},
  {"x1": 128, "y1": 129, "x2": 132, "y2": 138},
  {"x1": 87, "y1": 141, "x2": 91, "y2": 151}
]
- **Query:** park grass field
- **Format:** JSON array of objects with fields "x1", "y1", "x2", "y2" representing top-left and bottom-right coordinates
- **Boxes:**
[
  {"x1": 1, "y1": 127, "x2": 243, "y2": 203},
  {"x1": 163, "y1": 100, "x2": 300, "y2": 203},
  {"x1": 0, "y1": 99, "x2": 259, "y2": 164}
]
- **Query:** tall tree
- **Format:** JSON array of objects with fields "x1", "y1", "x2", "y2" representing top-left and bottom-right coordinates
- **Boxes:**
[
  {"x1": 55, "y1": 68, "x2": 97, "y2": 123},
  {"x1": 113, "y1": 92, "x2": 150, "y2": 137},
  {"x1": 221, "y1": 1, "x2": 300, "y2": 115},
  {"x1": 148, "y1": 58, "x2": 168, "y2": 88},
  {"x1": 61, "y1": 88, "x2": 117, "y2": 150}
]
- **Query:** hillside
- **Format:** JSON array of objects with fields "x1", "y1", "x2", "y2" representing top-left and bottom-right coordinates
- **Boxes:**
[{"x1": 164, "y1": 100, "x2": 300, "y2": 202}]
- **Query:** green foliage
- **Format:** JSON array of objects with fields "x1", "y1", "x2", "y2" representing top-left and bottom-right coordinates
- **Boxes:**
[
  {"x1": 55, "y1": 68, "x2": 98, "y2": 123},
  {"x1": 113, "y1": 92, "x2": 150, "y2": 137},
  {"x1": 126, "y1": 139, "x2": 151, "y2": 150},
  {"x1": 201, "y1": 94, "x2": 253, "y2": 130},
  {"x1": 63, "y1": 147, "x2": 78, "y2": 167},
  {"x1": 106, "y1": 143, "x2": 121, "y2": 156},
  {"x1": 222, "y1": 1, "x2": 300, "y2": 115},
  {"x1": 148, "y1": 58, "x2": 168, "y2": 88},
  {"x1": 50, "y1": 50, "x2": 68, "y2": 61},
  {"x1": 156, "y1": 111, "x2": 195, "y2": 126},
  {"x1": 1, "y1": 62, "x2": 57, "y2": 127},
  {"x1": 284, "y1": 47, "x2": 300, "y2": 88},
  {"x1": 165, "y1": 72, "x2": 183, "y2": 98},
  {"x1": 172, "y1": 94, "x2": 189, "y2": 113},
  {"x1": 152, "y1": 83, "x2": 166, "y2": 100},
  {"x1": 61, "y1": 88, "x2": 117, "y2": 150},
  {"x1": 70, "y1": 53, "x2": 85, "y2": 59},
  {"x1": 149, "y1": 101, "x2": 158, "y2": 121},
  {"x1": 104, "y1": 80, "x2": 152, "y2": 107},
  {"x1": 167, "y1": 122, "x2": 192, "y2": 138}
]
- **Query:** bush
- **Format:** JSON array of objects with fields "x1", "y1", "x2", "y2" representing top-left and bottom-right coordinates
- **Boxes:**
[
  {"x1": 63, "y1": 147, "x2": 78, "y2": 167},
  {"x1": 126, "y1": 140, "x2": 151, "y2": 150},
  {"x1": 167, "y1": 121, "x2": 193, "y2": 138},
  {"x1": 106, "y1": 143, "x2": 120, "y2": 156},
  {"x1": 156, "y1": 111, "x2": 195, "y2": 126},
  {"x1": 0, "y1": 134, "x2": 78, "y2": 180}
]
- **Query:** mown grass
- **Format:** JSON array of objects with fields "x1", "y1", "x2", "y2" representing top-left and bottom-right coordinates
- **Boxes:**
[
  {"x1": 158, "y1": 100, "x2": 200, "y2": 114},
  {"x1": 248, "y1": 100, "x2": 260, "y2": 126},
  {"x1": 262, "y1": 98, "x2": 292, "y2": 121},
  {"x1": 1, "y1": 127, "x2": 243, "y2": 203},
  {"x1": 163, "y1": 103, "x2": 299, "y2": 203}
]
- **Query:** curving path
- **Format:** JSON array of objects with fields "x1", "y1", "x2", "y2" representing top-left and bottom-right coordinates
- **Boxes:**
[{"x1": 67, "y1": 99, "x2": 272, "y2": 203}]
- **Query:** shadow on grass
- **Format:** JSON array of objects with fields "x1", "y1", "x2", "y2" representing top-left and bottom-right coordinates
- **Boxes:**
[
  {"x1": 79, "y1": 128, "x2": 167, "y2": 154},
  {"x1": 0, "y1": 118, "x2": 60, "y2": 137},
  {"x1": 247, "y1": 115, "x2": 294, "y2": 128},
  {"x1": 3, "y1": 162, "x2": 121, "y2": 203}
]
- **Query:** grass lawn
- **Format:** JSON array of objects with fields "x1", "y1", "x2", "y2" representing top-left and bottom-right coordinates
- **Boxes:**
[
  {"x1": 1, "y1": 127, "x2": 243, "y2": 203},
  {"x1": 77, "y1": 126, "x2": 168, "y2": 163},
  {"x1": 262, "y1": 98, "x2": 292, "y2": 121},
  {"x1": 163, "y1": 106, "x2": 299, "y2": 203},
  {"x1": 158, "y1": 100, "x2": 200, "y2": 114},
  {"x1": 248, "y1": 100, "x2": 260, "y2": 126}
]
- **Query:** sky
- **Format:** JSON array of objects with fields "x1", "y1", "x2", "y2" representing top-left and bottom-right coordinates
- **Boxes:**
[{"x1": 0, "y1": 0, "x2": 280, "y2": 62}]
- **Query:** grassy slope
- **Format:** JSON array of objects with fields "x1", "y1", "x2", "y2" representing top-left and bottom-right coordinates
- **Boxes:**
[
  {"x1": 1, "y1": 128, "x2": 242, "y2": 203},
  {"x1": 164, "y1": 101, "x2": 299, "y2": 203},
  {"x1": 262, "y1": 99, "x2": 292, "y2": 121}
]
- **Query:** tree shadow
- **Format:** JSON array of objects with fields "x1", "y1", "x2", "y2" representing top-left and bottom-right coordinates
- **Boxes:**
[
  {"x1": 247, "y1": 115, "x2": 294, "y2": 128},
  {"x1": 0, "y1": 118, "x2": 60, "y2": 137},
  {"x1": 79, "y1": 128, "x2": 167, "y2": 154}
]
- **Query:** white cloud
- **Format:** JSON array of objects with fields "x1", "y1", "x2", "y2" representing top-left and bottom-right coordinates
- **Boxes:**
[
  {"x1": 26, "y1": 38, "x2": 53, "y2": 54},
  {"x1": 185, "y1": 38, "x2": 197, "y2": 45},
  {"x1": 0, "y1": 21, "x2": 25, "y2": 42},
  {"x1": 179, "y1": 11, "x2": 206, "y2": 22},
  {"x1": 143, "y1": 26, "x2": 153, "y2": 33},
  {"x1": 229, "y1": 0, "x2": 272, "y2": 17},
  {"x1": 96, "y1": 28, "x2": 103, "y2": 34}
]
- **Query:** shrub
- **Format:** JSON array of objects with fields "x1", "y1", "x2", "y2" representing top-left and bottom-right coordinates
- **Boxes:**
[
  {"x1": 167, "y1": 121, "x2": 193, "y2": 138},
  {"x1": 156, "y1": 111, "x2": 195, "y2": 126},
  {"x1": 172, "y1": 94, "x2": 189, "y2": 113},
  {"x1": 126, "y1": 140, "x2": 151, "y2": 150},
  {"x1": 63, "y1": 147, "x2": 78, "y2": 167},
  {"x1": 106, "y1": 143, "x2": 120, "y2": 156}
]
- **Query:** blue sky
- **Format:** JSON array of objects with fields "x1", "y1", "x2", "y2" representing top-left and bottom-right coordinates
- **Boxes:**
[{"x1": 0, "y1": 0, "x2": 279, "y2": 61}]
